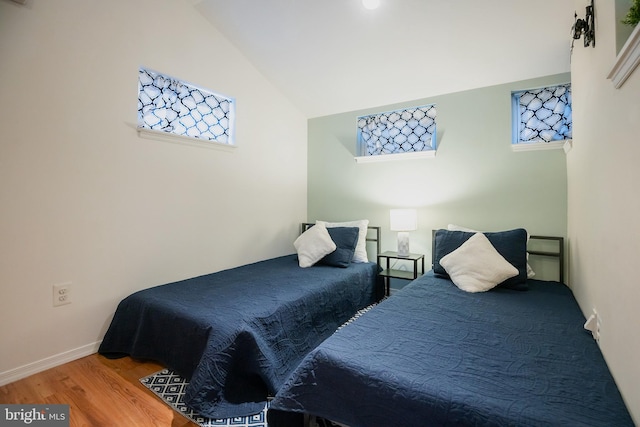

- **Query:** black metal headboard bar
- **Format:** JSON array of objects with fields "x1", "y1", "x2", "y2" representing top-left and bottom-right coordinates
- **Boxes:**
[
  {"x1": 301, "y1": 223, "x2": 381, "y2": 258},
  {"x1": 431, "y1": 230, "x2": 565, "y2": 283},
  {"x1": 529, "y1": 235, "x2": 565, "y2": 284}
]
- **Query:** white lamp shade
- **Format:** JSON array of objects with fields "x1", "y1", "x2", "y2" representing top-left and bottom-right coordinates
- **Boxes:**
[{"x1": 390, "y1": 209, "x2": 417, "y2": 231}]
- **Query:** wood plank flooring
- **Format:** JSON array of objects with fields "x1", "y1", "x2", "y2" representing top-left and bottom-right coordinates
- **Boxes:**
[{"x1": 0, "y1": 354, "x2": 197, "y2": 427}]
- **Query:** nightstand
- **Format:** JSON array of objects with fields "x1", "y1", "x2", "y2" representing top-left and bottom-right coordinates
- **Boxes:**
[{"x1": 377, "y1": 251, "x2": 425, "y2": 296}]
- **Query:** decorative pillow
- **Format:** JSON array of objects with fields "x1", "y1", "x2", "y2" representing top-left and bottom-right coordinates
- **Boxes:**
[
  {"x1": 448, "y1": 224, "x2": 535, "y2": 278},
  {"x1": 433, "y1": 228, "x2": 528, "y2": 289},
  {"x1": 440, "y1": 232, "x2": 519, "y2": 293},
  {"x1": 320, "y1": 227, "x2": 360, "y2": 268},
  {"x1": 294, "y1": 223, "x2": 336, "y2": 268},
  {"x1": 316, "y1": 219, "x2": 369, "y2": 263}
]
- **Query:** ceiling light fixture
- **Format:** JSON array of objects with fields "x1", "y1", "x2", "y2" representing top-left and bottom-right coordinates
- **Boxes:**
[{"x1": 362, "y1": 0, "x2": 381, "y2": 10}]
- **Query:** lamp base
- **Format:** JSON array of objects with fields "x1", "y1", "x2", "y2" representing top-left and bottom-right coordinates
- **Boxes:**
[{"x1": 397, "y1": 231, "x2": 410, "y2": 257}]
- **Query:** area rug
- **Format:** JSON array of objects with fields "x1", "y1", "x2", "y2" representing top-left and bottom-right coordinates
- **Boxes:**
[{"x1": 140, "y1": 369, "x2": 268, "y2": 427}]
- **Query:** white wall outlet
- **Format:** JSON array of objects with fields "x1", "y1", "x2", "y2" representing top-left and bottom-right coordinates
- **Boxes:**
[{"x1": 53, "y1": 283, "x2": 71, "y2": 307}]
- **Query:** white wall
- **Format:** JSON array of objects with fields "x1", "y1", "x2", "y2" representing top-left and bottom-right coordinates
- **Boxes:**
[
  {"x1": 569, "y1": 1, "x2": 640, "y2": 423},
  {"x1": 0, "y1": 0, "x2": 307, "y2": 381}
]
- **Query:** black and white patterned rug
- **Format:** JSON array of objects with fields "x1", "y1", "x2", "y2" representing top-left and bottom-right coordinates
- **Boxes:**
[
  {"x1": 140, "y1": 369, "x2": 269, "y2": 427},
  {"x1": 140, "y1": 370, "x2": 347, "y2": 427}
]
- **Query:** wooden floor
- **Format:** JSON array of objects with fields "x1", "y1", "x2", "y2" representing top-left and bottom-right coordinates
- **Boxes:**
[{"x1": 0, "y1": 354, "x2": 198, "y2": 427}]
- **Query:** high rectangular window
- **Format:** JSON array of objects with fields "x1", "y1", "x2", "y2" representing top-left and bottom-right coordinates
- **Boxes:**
[
  {"x1": 512, "y1": 84, "x2": 572, "y2": 145},
  {"x1": 137, "y1": 68, "x2": 235, "y2": 145},
  {"x1": 357, "y1": 105, "x2": 437, "y2": 157}
]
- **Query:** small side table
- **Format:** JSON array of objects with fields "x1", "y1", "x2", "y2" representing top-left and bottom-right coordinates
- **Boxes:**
[{"x1": 377, "y1": 251, "x2": 425, "y2": 297}]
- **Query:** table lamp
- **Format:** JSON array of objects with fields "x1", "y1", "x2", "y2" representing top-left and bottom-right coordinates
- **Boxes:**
[{"x1": 390, "y1": 209, "x2": 417, "y2": 257}]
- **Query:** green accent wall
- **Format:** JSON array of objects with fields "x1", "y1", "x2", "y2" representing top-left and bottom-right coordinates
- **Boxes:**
[{"x1": 307, "y1": 73, "x2": 569, "y2": 279}]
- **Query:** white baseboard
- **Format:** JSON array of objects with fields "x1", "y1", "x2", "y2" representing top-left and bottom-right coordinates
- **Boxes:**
[{"x1": 0, "y1": 341, "x2": 102, "y2": 386}]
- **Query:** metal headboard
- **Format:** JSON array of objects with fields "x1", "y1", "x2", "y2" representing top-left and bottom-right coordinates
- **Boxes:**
[
  {"x1": 431, "y1": 230, "x2": 565, "y2": 283},
  {"x1": 302, "y1": 223, "x2": 381, "y2": 259},
  {"x1": 528, "y1": 235, "x2": 565, "y2": 284}
]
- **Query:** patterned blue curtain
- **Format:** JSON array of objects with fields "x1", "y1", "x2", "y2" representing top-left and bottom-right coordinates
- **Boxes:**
[
  {"x1": 516, "y1": 84, "x2": 571, "y2": 143},
  {"x1": 138, "y1": 68, "x2": 234, "y2": 144},
  {"x1": 357, "y1": 105, "x2": 436, "y2": 156}
]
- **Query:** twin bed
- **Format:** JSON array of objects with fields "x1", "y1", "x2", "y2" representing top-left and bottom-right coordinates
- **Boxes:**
[
  {"x1": 268, "y1": 228, "x2": 634, "y2": 426},
  {"x1": 99, "y1": 222, "x2": 382, "y2": 419},
  {"x1": 100, "y1": 224, "x2": 634, "y2": 426}
]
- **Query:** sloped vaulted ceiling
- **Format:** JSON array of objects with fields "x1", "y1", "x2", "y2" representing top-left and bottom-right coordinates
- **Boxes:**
[{"x1": 195, "y1": 0, "x2": 575, "y2": 118}]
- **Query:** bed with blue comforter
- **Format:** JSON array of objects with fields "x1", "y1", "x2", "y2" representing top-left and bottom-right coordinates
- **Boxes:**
[
  {"x1": 99, "y1": 226, "x2": 381, "y2": 419},
  {"x1": 269, "y1": 229, "x2": 633, "y2": 427}
]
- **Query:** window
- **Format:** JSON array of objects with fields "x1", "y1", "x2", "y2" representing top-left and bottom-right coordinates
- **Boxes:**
[
  {"x1": 137, "y1": 67, "x2": 235, "y2": 145},
  {"x1": 512, "y1": 84, "x2": 572, "y2": 148},
  {"x1": 356, "y1": 104, "x2": 436, "y2": 161}
]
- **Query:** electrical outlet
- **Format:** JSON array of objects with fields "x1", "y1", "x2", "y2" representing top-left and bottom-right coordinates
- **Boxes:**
[
  {"x1": 53, "y1": 283, "x2": 71, "y2": 307},
  {"x1": 595, "y1": 311, "x2": 602, "y2": 342}
]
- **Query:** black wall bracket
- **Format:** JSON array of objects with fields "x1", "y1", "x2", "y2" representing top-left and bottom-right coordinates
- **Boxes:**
[{"x1": 572, "y1": 0, "x2": 596, "y2": 50}]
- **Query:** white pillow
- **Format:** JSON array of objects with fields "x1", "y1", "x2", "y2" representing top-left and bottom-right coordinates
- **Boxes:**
[
  {"x1": 294, "y1": 223, "x2": 337, "y2": 268},
  {"x1": 447, "y1": 224, "x2": 535, "y2": 278},
  {"x1": 316, "y1": 219, "x2": 369, "y2": 263},
  {"x1": 440, "y1": 232, "x2": 519, "y2": 293}
]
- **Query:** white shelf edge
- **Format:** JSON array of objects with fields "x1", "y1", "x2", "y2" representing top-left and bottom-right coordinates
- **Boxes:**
[
  {"x1": 137, "y1": 128, "x2": 236, "y2": 152},
  {"x1": 511, "y1": 141, "x2": 566, "y2": 152},
  {"x1": 608, "y1": 24, "x2": 640, "y2": 89},
  {"x1": 354, "y1": 150, "x2": 436, "y2": 163}
]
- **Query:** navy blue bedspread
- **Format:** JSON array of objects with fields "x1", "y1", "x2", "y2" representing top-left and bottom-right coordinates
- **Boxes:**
[
  {"x1": 98, "y1": 254, "x2": 380, "y2": 419},
  {"x1": 270, "y1": 271, "x2": 634, "y2": 427}
]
